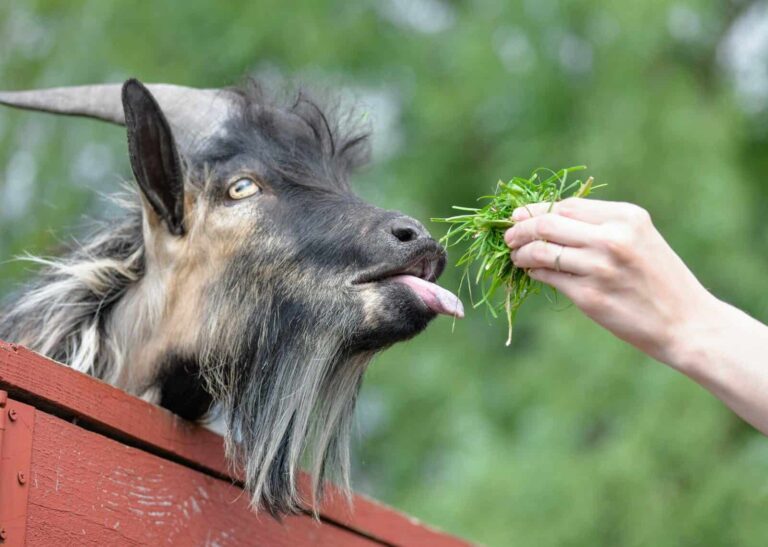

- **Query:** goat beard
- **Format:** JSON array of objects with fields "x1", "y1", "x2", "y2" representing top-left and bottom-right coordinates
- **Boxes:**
[{"x1": 199, "y1": 279, "x2": 373, "y2": 516}]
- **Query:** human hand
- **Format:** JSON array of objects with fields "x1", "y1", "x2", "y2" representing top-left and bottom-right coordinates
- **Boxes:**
[{"x1": 504, "y1": 198, "x2": 718, "y2": 366}]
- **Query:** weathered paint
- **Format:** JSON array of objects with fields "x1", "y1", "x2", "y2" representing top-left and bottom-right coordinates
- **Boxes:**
[
  {"x1": 0, "y1": 393, "x2": 34, "y2": 547},
  {"x1": 26, "y1": 412, "x2": 370, "y2": 546},
  {"x1": 0, "y1": 341, "x2": 471, "y2": 546}
]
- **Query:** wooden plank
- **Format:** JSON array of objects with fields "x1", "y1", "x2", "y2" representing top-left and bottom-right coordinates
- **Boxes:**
[
  {"x1": 297, "y1": 475, "x2": 473, "y2": 547},
  {"x1": 0, "y1": 342, "x2": 228, "y2": 479},
  {"x1": 0, "y1": 394, "x2": 35, "y2": 547},
  {"x1": 26, "y1": 410, "x2": 376, "y2": 546},
  {"x1": 0, "y1": 341, "x2": 470, "y2": 546}
]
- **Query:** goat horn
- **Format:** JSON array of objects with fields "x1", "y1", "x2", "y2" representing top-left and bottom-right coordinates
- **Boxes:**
[
  {"x1": 0, "y1": 84, "x2": 125, "y2": 124},
  {"x1": 0, "y1": 83, "x2": 235, "y2": 153}
]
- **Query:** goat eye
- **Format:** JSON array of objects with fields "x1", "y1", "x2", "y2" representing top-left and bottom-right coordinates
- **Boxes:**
[{"x1": 228, "y1": 177, "x2": 261, "y2": 200}]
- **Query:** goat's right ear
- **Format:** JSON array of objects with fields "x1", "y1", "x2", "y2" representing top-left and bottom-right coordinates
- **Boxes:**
[{"x1": 122, "y1": 79, "x2": 186, "y2": 236}]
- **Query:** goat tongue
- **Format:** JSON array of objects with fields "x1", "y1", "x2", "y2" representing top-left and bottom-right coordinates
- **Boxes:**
[{"x1": 390, "y1": 275, "x2": 464, "y2": 318}]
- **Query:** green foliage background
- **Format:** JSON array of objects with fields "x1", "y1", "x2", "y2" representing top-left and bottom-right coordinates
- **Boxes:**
[{"x1": 2, "y1": 1, "x2": 768, "y2": 545}]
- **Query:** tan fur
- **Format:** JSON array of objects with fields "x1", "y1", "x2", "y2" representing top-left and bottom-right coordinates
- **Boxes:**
[
  {"x1": 110, "y1": 184, "x2": 255, "y2": 395},
  {"x1": 0, "y1": 81, "x2": 408, "y2": 515}
]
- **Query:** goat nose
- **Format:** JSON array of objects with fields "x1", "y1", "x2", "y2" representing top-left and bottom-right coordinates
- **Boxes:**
[{"x1": 386, "y1": 216, "x2": 429, "y2": 244}]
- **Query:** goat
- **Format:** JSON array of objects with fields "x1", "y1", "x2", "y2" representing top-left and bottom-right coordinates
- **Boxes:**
[{"x1": 0, "y1": 78, "x2": 463, "y2": 515}]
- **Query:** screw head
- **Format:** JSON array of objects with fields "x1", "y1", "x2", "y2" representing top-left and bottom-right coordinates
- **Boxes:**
[
  {"x1": 17, "y1": 472, "x2": 26, "y2": 485},
  {"x1": 8, "y1": 409, "x2": 17, "y2": 421}
]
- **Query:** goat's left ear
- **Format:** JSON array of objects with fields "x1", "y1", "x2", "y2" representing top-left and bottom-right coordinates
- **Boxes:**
[{"x1": 122, "y1": 78, "x2": 185, "y2": 236}]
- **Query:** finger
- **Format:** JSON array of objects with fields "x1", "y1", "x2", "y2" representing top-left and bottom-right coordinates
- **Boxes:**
[
  {"x1": 504, "y1": 213, "x2": 599, "y2": 249},
  {"x1": 512, "y1": 198, "x2": 638, "y2": 225},
  {"x1": 511, "y1": 241, "x2": 593, "y2": 275},
  {"x1": 527, "y1": 267, "x2": 581, "y2": 295}
]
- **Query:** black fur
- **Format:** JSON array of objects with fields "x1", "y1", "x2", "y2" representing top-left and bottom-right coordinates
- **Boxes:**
[
  {"x1": 0, "y1": 78, "x2": 447, "y2": 515},
  {"x1": 157, "y1": 354, "x2": 213, "y2": 421}
]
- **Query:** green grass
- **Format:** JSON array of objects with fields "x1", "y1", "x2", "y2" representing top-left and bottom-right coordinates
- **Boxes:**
[{"x1": 431, "y1": 166, "x2": 602, "y2": 345}]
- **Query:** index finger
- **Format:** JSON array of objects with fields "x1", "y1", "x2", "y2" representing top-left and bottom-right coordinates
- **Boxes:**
[{"x1": 512, "y1": 198, "x2": 635, "y2": 224}]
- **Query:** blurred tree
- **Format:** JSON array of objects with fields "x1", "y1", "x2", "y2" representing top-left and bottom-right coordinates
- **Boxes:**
[{"x1": 2, "y1": 1, "x2": 768, "y2": 545}]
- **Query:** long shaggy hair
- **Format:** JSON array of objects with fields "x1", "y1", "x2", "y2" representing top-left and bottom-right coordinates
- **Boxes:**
[
  {"x1": 0, "y1": 78, "x2": 449, "y2": 515},
  {"x1": 0, "y1": 193, "x2": 370, "y2": 513},
  {"x1": 0, "y1": 200, "x2": 144, "y2": 378}
]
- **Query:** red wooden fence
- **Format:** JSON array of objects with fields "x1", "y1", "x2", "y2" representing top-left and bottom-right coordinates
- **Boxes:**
[{"x1": 0, "y1": 340, "x2": 471, "y2": 546}]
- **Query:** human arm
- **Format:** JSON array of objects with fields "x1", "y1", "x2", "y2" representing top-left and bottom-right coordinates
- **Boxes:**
[{"x1": 504, "y1": 198, "x2": 768, "y2": 435}]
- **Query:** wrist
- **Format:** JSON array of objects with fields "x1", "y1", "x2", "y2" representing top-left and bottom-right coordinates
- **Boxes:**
[{"x1": 662, "y1": 290, "x2": 726, "y2": 377}]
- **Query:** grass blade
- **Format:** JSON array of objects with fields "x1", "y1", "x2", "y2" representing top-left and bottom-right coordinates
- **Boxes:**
[{"x1": 432, "y1": 166, "x2": 602, "y2": 344}]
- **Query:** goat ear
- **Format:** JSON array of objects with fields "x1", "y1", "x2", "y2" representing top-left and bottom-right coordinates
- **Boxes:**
[{"x1": 122, "y1": 78, "x2": 185, "y2": 236}]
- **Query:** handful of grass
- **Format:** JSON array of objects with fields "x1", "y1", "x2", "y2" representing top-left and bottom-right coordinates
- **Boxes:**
[{"x1": 431, "y1": 166, "x2": 601, "y2": 346}]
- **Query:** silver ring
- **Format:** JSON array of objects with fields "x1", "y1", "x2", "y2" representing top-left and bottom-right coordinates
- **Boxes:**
[{"x1": 554, "y1": 245, "x2": 565, "y2": 273}]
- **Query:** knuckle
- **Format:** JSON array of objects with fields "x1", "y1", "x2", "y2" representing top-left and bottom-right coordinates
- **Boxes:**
[
  {"x1": 591, "y1": 260, "x2": 615, "y2": 281},
  {"x1": 600, "y1": 227, "x2": 635, "y2": 260},
  {"x1": 611, "y1": 228, "x2": 634, "y2": 248},
  {"x1": 530, "y1": 241, "x2": 551, "y2": 263},
  {"x1": 518, "y1": 222, "x2": 535, "y2": 242},
  {"x1": 535, "y1": 215, "x2": 558, "y2": 240},
  {"x1": 624, "y1": 203, "x2": 651, "y2": 226},
  {"x1": 557, "y1": 198, "x2": 579, "y2": 217}
]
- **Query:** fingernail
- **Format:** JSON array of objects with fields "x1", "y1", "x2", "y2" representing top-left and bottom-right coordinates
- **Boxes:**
[
  {"x1": 510, "y1": 249, "x2": 517, "y2": 262},
  {"x1": 504, "y1": 228, "x2": 515, "y2": 247}
]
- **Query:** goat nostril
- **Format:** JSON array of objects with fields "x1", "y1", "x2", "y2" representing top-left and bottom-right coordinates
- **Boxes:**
[
  {"x1": 391, "y1": 226, "x2": 419, "y2": 243},
  {"x1": 386, "y1": 215, "x2": 428, "y2": 244}
]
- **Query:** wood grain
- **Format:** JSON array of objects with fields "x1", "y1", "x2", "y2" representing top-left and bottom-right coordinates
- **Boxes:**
[
  {"x1": 26, "y1": 411, "x2": 375, "y2": 546},
  {"x1": 0, "y1": 341, "x2": 470, "y2": 546},
  {"x1": 0, "y1": 395, "x2": 35, "y2": 547},
  {"x1": 0, "y1": 342, "x2": 227, "y2": 477}
]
